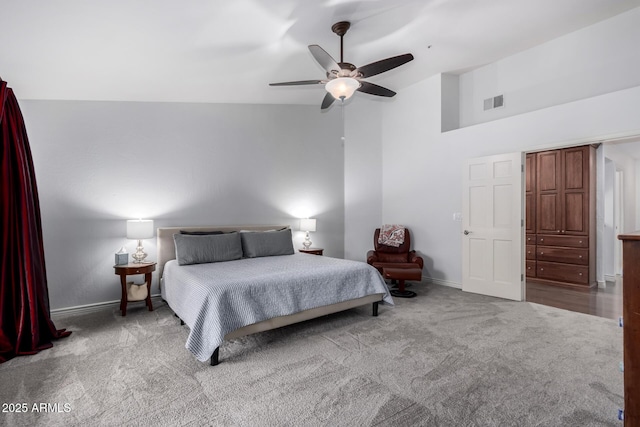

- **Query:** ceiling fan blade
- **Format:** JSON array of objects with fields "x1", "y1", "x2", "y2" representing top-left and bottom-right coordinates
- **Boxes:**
[
  {"x1": 269, "y1": 80, "x2": 324, "y2": 86},
  {"x1": 357, "y1": 81, "x2": 396, "y2": 97},
  {"x1": 321, "y1": 92, "x2": 336, "y2": 110},
  {"x1": 309, "y1": 45, "x2": 340, "y2": 74},
  {"x1": 356, "y1": 53, "x2": 414, "y2": 78}
]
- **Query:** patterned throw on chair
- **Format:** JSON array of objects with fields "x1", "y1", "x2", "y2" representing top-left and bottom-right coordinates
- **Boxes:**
[{"x1": 377, "y1": 224, "x2": 405, "y2": 247}]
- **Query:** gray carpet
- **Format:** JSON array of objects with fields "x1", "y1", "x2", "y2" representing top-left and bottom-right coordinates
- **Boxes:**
[{"x1": 0, "y1": 283, "x2": 624, "y2": 426}]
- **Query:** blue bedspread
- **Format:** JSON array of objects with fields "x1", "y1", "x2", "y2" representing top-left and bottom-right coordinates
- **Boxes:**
[{"x1": 163, "y1": 253, "x2": 393, "y2": 362}]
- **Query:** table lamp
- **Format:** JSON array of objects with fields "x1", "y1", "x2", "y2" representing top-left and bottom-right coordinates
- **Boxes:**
[
  {"x1": 300, "y1": 218, "x2": 317, "y2": 249},
  {"x1": 127, "y1": 219, "x2": 154, "y2": 263}
]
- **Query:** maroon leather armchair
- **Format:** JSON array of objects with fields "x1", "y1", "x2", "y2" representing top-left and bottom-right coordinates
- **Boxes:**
[
  {"x1": 367, "y1": 228, "x2": 424, "y2": 272},
  {"x1": 367, "y1": 228, "x2": 423, "y2": 298}
]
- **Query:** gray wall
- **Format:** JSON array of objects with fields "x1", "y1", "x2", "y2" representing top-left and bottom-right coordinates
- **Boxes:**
[
  {"x1": 20, "y1": 100, "x2": 343, "y2": 310},
  {"x1": 344, "y1": 100, "x2": 383, "y2": 262},
  {"x1": 458, "y1": 7, "x2": 640, "y2": 127}
]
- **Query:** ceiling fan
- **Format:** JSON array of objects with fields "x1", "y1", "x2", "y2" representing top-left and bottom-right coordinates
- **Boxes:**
[{"x1": 269, "y1": 21, "x2": 414, "y2": 110}]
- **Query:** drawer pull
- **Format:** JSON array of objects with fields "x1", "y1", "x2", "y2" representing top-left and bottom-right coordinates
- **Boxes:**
[
  {"x1": 540, "y1": 239, "x2": 544, "y2": 242},
  {"x1": 579, "y1": 241, "x2": 583, "y2": 244},
  {"x1": 579, "y1": 255, "x2": 582, "y2": 259},
  {"x1": 540, "y1": 268, "x2": 544, "y2": 271},
  {"x1": 579, "y1": 273, "x2": 582, "y2": 276},
  {"x1": 540, "y1": 252, "x2": 544, "y2": 255}
]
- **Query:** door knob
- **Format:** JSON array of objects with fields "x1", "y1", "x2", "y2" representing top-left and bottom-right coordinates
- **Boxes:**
[{"x1": 464, "y1": 230, "x2": 471, "y2": 235}]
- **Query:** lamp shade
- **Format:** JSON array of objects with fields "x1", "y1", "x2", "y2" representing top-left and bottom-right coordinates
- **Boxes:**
[
  {"x1": 325, "y1": 77, "x2": 360, "y2": 100},
  {"x1": 126, "y1": 219, "x2": 154, "y2": 239},
  {"x1": 300, "y1": 218, "x2": 316, "y2": 232}
]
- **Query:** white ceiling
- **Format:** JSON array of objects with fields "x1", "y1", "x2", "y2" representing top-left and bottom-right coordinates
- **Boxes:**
[{"x1": 2, "y1": 0, "x2": 640, "y2": 107}]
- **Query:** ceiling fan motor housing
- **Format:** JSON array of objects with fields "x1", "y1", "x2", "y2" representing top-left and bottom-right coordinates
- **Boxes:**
[{"x1": 327, "y1": 62, "x2": 357, "y2": 79}]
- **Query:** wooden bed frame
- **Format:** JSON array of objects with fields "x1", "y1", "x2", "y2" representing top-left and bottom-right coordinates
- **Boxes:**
[{"x1": 157, "y1": 225, "x2": 384, "y2": 365}]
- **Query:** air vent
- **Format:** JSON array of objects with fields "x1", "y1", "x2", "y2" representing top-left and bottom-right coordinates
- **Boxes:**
[{"x1": 483, "y1": 94, "x2": 505, "y2": 111}]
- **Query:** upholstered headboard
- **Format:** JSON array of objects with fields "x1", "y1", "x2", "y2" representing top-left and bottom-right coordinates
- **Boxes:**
[{"x1": 157, "y1": 225, "x2": 290, "y2": 279}]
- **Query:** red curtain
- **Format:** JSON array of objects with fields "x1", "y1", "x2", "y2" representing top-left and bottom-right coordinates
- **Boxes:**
[{"x1": 0, "y1": 79, "x2": 70, "y2": 363}]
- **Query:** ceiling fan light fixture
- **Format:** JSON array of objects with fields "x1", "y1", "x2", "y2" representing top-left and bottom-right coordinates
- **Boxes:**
[{"x1": 325, "y1": 77, "x2": 360, "y2": 100}]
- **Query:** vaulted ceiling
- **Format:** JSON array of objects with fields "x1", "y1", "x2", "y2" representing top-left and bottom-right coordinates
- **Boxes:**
[{"x1": 1, "y1": 0, "x2": 639, "y2": 106}]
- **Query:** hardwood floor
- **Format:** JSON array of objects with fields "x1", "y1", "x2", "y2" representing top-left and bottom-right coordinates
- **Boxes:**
[{"x1": 526, "y1": 277, "x2": 623, "y2": 320}]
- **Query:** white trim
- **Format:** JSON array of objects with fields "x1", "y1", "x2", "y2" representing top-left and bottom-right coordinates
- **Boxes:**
[
  {"x1": 425, "y1": 276, "x2": 462, "y2": 290},
  {"x1": 598, "y1": 280, "x2": 607, "y2": 289},
  {"x1": 604, "y1": 275, "x2": 616, "y2": 282},
  {"x1": 51, "y1": 294, "x2": 162, "y2": 316}
]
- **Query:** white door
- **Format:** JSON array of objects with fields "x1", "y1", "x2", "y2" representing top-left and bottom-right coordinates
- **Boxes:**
[{"x1": 462, "y1": 152, "x2": 524, "y2": 301}]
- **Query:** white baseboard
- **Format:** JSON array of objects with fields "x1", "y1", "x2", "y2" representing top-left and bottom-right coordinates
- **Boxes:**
[
  {"x1": 424, "y1": 276, "x2": 462, "y2": 290},
  {"x1": 51, "y1": 294, "x2": 162, "y2": 316},
  {"x1": 604, "y1": 274, "x2": 616, "y2": 282}
]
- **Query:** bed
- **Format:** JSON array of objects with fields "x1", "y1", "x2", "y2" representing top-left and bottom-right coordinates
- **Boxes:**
[{"x1": 157, "y1": 225, "x2": 393, "y2": 365}]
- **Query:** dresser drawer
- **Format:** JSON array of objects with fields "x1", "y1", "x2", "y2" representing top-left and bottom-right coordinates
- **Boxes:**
[
  {"x1": 537, "y1": 234, "x2": 588, "y2": 248},
  {"x1": 526, "y1": 245, "x2": 536, "y2": 260},
  {"x1": 526, "y1": 261, "x2": 536, "y2": 278},
  {"x1": 537, "y1": 246, "x2": 588, "y2": 265},
  {"x1": 537, "y1": 261, "x2": 589, "y2": 285}
]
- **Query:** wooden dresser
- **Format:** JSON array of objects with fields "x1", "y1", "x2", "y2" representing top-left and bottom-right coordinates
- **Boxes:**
[
  {"x1": 618, "y1": 231, "x2": 640, "y2": 426},
  {"x1": 525, "y1": 145, "x2": 596, "y2": 288}
]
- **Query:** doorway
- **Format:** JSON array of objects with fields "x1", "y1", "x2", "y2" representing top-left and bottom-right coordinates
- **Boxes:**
[{"x1": 524, "y1": 139, "x2": 637, "y2": 319}]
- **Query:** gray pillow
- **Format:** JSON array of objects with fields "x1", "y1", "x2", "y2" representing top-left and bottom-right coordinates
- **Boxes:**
[
  {"x1": 173, "y1": 232, "x2": 242, "y2": 265},
  {"x1": 240, "y1": 228, "x2": 294, "y2": 258}
]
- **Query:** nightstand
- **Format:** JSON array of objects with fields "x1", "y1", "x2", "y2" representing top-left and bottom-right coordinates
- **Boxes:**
[
  {"x1": 299, "y1": 248, "x2": 324, "y2": 256},
  {"x1": 113, "y1": 262, "x2": 156, "y2": 316}
]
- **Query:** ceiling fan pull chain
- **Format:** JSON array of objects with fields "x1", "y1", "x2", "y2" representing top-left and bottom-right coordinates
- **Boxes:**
[{"x1": 341, "y1": 99, "x2": 346, "y2": 144}]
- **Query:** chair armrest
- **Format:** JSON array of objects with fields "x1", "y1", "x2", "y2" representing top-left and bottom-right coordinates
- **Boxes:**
[
  {"x1": 366, "y1": 250, "x2": 378, "y2": 265},
  {"x1": 409, "y1": 251, "x2": 424, "y2": 269}
]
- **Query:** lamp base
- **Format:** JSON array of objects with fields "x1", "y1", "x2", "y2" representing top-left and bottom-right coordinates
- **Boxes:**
[
  {"x1": 131, "y1": 240, "x2": 148, "y2": 263},
  {"x1": 302, "y1": 232, "x2": 312, "y2": 249}
]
